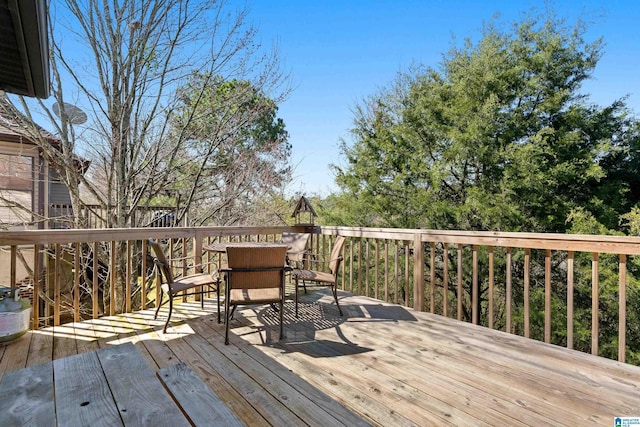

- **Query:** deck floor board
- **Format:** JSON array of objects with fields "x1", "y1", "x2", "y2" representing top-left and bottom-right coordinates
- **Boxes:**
[{"x1": 1, "y1": 290, "x2": 639, "y2": 426}]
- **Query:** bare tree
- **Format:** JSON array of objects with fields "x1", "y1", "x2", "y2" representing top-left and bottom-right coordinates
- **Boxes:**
[
  {"x1": 1, "y1": 0, "x2": 291, "y2": 313},
  {"x1": 13, "y1": 0, "x2": 289, "y2": 228}
]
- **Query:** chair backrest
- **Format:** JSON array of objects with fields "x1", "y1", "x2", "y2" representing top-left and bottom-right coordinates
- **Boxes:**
[
  {"x1": 281, "y1": 232, "x2": 310, "y2": 263},
  {"x1": 148, "y1": 238, "x2": 175, "y2": 283},
  {"x1": 226, "y1": 246, "x2": 288, "y2": 290},
  {"x1": 329, "y1": 236, "x2": 346, "y2": 276}
]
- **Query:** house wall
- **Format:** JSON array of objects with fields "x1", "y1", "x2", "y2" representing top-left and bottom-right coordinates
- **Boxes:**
[{"x1": 0, "y1": 141, "x2": 40, "y2": 230}]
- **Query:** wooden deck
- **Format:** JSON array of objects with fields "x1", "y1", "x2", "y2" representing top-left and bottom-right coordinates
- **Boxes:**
[{"x1": 1, "y1": 289, "x2": 639, "y2": 426}]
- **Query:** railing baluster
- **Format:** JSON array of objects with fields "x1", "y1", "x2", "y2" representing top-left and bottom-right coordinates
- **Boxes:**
[
  {"x1": 592, "y1": 252, "x2": 599, "y2": 356},
  {"x1": 429, "y1": 242, "x2": 435, "y2": 314},
  {"x1": 93, "y1": 241, "x2": 99, "y2": 319},
  {"x1": 545, "y1": 249, "x2": 551, "y2": 343},
  {"x1": 472, "y1": 245, "x2": 478, "y2": 325},
  {"x1": 404, "y1": 241, "x2": 410, "y2": 307},
  {"x1": 619, "y1": 254, "x2": 626, "y2": 363},
  {"x1": 74, "y1": 242, "x2": 80, "y2": 322},
  {"x1": 365, "y1": 239, "x2": 370, "y2": 297},
  {"x1": 54, "y1": 243, "x2": 61, "y2": 326},
  {"x1": 394, "y1": 241, "x2": 399, "y2": 305},
  {"x1": 524, "y1": 248, "x2": 530, "y2": 338},
  {"x1": 357, "y1": 239, "x2": 362, "y2": 296},
  {"x1": 10, "y1": 245, "x2": 16, "y2": 289},
  {"x1": 33, "y1": 244, "x2": 40, "y2": 329},
  {"x1": 110, "y1": 240, "x2": 116, "y2": 316},
  {"x1": 506, "y1": 247, "x2": 512, "y2": 334},
  {"x1": 413, "y1": 234, "x2": 424, "y2": 312},
  {"x1": 142, "y1": 239, "x2": 148, "y2": 310},
  {"x1": 457, "y1": 244, "x2": 463, "y2": 321},
  {"x1": 126, "y1": 240, "x2": 132, "y2": 314},
  {"x1": 374, "y1": 239, "x2": 379, "y2": 300},
  {"x1": 349, "y1": 239, "x2": 354, "y2": 294},
  {"x1": 567, "y1": 251, "x2": 574, "y2": 349},
  {"x1": 488, "y1": 246, "x2": 494, "y2": 329},
  {"x1": 443, "y1": 243, "x2": 449, "y2": 318},
  {"x1": 384, "y1": 239, "x2": 389, "y2": 302}
]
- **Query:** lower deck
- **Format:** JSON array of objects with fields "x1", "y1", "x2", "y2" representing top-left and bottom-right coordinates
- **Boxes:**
[{"x1": 1, "y1": 289, "x2": 639, "y2": 426}]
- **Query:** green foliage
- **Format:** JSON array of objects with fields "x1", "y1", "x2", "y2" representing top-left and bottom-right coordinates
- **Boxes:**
[
  {"x1": 169, "y1": 73, "x2": 291, "y2": 225},
  {"x1": 335, "y1": 12, "x2": 638, "y2": 234}
]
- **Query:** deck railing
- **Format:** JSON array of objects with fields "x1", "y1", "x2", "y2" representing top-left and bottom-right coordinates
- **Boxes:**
[{"x1": 1, "y1": 226, "x2": 639, "y2": 364}]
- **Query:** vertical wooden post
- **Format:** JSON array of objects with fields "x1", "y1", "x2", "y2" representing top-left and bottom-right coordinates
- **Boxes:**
[
  {"x1": 349, "y1": 239, "x2": 354, "y2": 294},
  {"x1": 488, "y1": 246, "x2": 494, "y2": 329},
  {"x1": 457, "y1": 244, "x2": 463, "y2": 321},
  {"x1": 592, "y1": 252, "x2": 599, "y2": 356},
  {"x1": 93, "y1": 241, "x2": 99, "y2": 319},
  {"x1": 443, "y1": 243, "x2": 449, "y2": 318},
  {"x1": 384, "y1": 240, "x2": 389, "y2": 301},
  {"x1": 110, "y1": 240, "x2": 116, "y2": 316},
  {"x1": 365, "y1": 240, "x2": 370, "y2": 297},
  {"x1": 524, "y1": 248, "x2": 530, "y2": 338},
  {"x1": 619, "y1": 254, "x2": 627, "y2": 363},
  {"x1": 472, "y1": 245, "x2": 478, "y2": 325},
  {"x1": 404, "y1": 242, "x2": 410, "y2": 307},
  {"x1": 10, "y1": 245, "x2": 16, "y2": 289},
  {"x1": 506, "y1": 247, "x2": 512, "y2": 334},
  {"x1": 545, "y1": 249, "x2": 551, "y2": 343},
  {"x1": 567, "y1": 251, "x2": 574, "y2": 349},
  {"x1": 54, "y1": 244, "x2": 61, "y2": 326},
  {"x1": 74, "y1": 242, "x2": 80, "y2": 322},
  {"x1": 126, "y1": 240, "x2": 132, "y2": 313},
  {"x1": 413, "y1": 233, "x2": 424, "y2": 312},
  {"x1": 430, "y1": 242, "x2": 436, "y2": 314},
  {"x1": 195, "y1": 234, "x2": 203, "y2": 303},
  {"x1": 141, "y1": 239, "x2": 148, "y2": 310},
  {"x1": 33, "y1": 244, "x2": 40, "y2": 330},
  {"x1": 374, "y1": 240, "x2": 379, "y2": 300},
  {"x1": 394, "y1": 241, "x2": 399, "y2": 304}
]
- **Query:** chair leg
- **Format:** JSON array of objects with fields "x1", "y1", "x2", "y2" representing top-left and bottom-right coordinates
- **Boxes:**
[
  {"x1": 294, "y1": 277, "x2": 299, "y2": 317},
  {"x1": 279, "y1": 296, "x2": 284, "y2": 340},
  {"x1": 163, "y1": 292, "x2": 173, "y2": 333},
  {"x1": 332, "y1": 285, "x2": 343, "y2": 316},
  {"x1": 154, "y1": 291, "x2": 165, "y2": 320},
  {"x1": 225, "y1": 291, "x2": 231, "y2": 345},
  {"x1": 216, "y1": 281, "x2": 221, "y2": 324}
]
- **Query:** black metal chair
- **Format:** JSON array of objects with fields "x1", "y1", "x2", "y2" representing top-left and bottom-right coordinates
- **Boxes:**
[
  {"x1": 148, "y1": 238, "x2": 221, "y2": 333},
  {"x1": 292, "y1": 236, "x2": 345, "y2": 317}
]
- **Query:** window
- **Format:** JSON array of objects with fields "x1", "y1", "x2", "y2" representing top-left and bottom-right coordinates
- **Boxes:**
[{"x1": 0, "y1": 154, "x2": 34, "y2": 225}]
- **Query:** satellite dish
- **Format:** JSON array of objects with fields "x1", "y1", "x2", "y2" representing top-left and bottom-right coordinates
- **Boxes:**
[{"x1": 52, "y1": 102, "x2": 87, "y2": 125}]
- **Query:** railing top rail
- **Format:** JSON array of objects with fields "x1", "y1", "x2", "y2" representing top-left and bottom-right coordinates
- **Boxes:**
[
  {"x1": 0, "y1": 226, "x2": 310, "y2": 246},
  {"x1": 3, "y1": 224, "x2": 640, "y2": 255},
  {"x1": 316, "y1": 226, "x2": 640, "y2": 255}
]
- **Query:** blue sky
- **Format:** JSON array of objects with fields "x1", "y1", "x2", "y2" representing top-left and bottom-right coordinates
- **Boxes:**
[{"x1": 248, "y1": 0, "x2": 640, "y2": 196}]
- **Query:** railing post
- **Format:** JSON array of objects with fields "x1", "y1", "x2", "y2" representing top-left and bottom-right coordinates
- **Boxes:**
[{"x1": 413, "y1": 233, "x2": 424, "y2": 312}]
